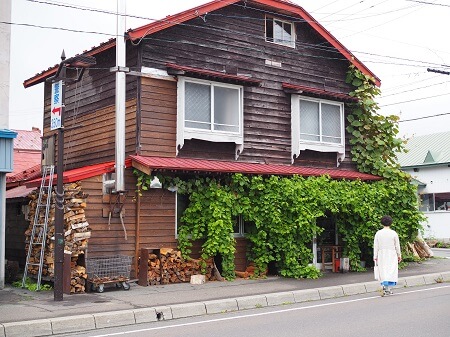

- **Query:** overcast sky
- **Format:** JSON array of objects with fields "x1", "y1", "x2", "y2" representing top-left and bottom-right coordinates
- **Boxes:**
[{"x1": 7, "y1": 0, "x2": 450, "y2": 138}]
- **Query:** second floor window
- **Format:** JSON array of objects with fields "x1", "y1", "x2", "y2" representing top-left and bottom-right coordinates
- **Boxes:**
[
  {"x1": 266, "y1": 17, "x2": 295, "y2": 48},
  {"x1": 184, "y1": 79, "x2": 241, "y2": 133},
  {"x1": 291, "y1": 95, "x2": 345, "y2": 165},
  {"x1": 299, "y1": 99, "x2": 343, "y2": 145},
  {"x1": 177, "y1": 77, "x2": 244, "y2": 155}
]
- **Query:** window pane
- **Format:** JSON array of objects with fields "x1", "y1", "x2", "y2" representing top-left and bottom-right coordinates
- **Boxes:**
[
  {"x1": 283, "y1": 22, "x2": 292, "y2": 43},
  {"x1": 435, "y1": 193, "x2": 450, "y2": 211},
  {"x1": 300, "y1": 100, "x2": 320, "y2": 141},
  {"x1": 266, "y1": 18, "x2": 274, "y2": 42},
  {"x1": 214, "y1": 86, "x2": 240, "y2": 133},
  {"x1": 185, "y1": 82, "x2": 211, "y2": 130},
  {"x1": 176, "y1": 193, "x2": 190, "y2": 233},
  {"x1": 419, "y1": 193, "x2": 434, "y2": 211},
  {"x1": 274, "y1": 20, "x2": 284, "y2": 43},
  {"x1": 321, "y1": 103, "x2": 341, "y2": 143}
]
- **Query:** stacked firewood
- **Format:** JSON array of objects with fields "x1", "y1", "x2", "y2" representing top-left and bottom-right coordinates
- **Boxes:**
[
  {"x1": 143, "y1": 248, "x2": 216, "y2": 285},
  {"x1": 70, "y1": 256, "x2": 87, "y2": 294},
  {"x1": 406, "y1": 240, "x2": 434, "y2": 259},
  {"x1": 24, "y1": 181, "x2": 91, "y2": 292}
]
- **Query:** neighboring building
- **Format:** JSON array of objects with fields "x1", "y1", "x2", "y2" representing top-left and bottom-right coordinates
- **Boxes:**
[
  {"x1": 6, "y1": 127, "x2": 42, "y2": 189},
  {"x1": 4, "y1": 128, "x2": 41, "y2": 266},
  {"x1": 22, "y1": 0, "x2": 381, "y2": 274},
  {"x1": 397, "y1": 131, "x2": 450, "y2": 241}
]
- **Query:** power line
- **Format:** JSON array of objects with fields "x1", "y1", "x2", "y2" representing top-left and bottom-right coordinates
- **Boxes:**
[
  {"x1": 399, "y1": 111, "x2": 450, "y2": 122},
  {"x1": 382, "y1": 79, "x2": 450, "y2": 97},
  {"x1": 380, "y1": 92, "x2": 450, "y2": 107},
  {"x1": 405, "y1": 0, "x2": 450, "y2": 7},
  {"x1": 0, "y1": 21, "x2": 114, "y2": 37},
  {"x1": 15, "y1": 0, "x2": 450, "y2": 70}
]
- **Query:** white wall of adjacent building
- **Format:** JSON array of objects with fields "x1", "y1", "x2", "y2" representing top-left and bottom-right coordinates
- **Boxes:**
[{"x1": 405, "y1": 165, "x2": 450, "y2": 241}]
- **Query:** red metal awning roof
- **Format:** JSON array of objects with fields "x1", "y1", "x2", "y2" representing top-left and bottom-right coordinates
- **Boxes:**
[
  {"x1": 24, "y1": 159, "x2": 132, "y2": 188},
  {"x1": 282, "y1": 83, "x2": 358, "y2": 102},
  {"x1": 130, "y1": 155, "x2": 381, "y2": 181},
  {"x1": 23, "y1": 0, "x2": 380, "y2": 88},
  {"x1": 166, "y1": 63, "x2": 261, "y2": 86}
]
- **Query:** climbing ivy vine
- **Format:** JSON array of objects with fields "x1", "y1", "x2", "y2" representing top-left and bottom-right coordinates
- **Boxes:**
[{"x1": 133, "y1": 65, "x2": 425, "y2": 279}]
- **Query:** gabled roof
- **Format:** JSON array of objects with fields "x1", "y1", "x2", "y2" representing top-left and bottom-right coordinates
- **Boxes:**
[
  {"x1": 131, "y1": 155, "x2": 381, "y2": 181},
  {"x1": 397, "y1": 131, "x2": 450, "y2": 168},
  {"x1": 24, "y1": 0, "x2": 380, "y2": 88}
]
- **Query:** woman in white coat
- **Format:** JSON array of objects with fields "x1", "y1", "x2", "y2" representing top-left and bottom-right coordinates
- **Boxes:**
[{"x1": 373, "y1": 215, "x2": 402, "y2": 295}]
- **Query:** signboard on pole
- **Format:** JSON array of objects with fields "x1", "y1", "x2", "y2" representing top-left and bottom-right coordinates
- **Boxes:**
[{"x1": 51, "y1": 80, "x2": 63, "y2": 130}]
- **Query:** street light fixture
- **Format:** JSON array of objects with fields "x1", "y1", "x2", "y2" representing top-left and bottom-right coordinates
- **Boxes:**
[{"x1": 47, "y1": 50, "x2": 96, "y2": 301}]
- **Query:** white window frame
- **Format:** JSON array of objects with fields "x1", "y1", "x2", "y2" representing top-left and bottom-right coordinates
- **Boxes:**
[
  {"x1": 291, "y1": 95, "x2": 345, "y2": 166},
  {"x1": 265, "y1": 16, "x2": 296, "y2": 48},
  {"x1": 177, "y1": 77, "x2": 244, "y2": 159}
]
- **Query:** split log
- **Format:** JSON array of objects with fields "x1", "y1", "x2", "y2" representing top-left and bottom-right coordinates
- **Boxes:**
[
  {"x1": 143, "y1": 248, "x2": 215, "y2": 285},
  {"x1": 24, "y1": 181, "x2": 91, "y2": 292}
]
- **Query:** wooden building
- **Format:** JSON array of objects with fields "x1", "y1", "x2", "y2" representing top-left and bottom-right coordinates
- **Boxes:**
[{"x1": 23, "y1": 0, "x2": 381, "y2": 276}]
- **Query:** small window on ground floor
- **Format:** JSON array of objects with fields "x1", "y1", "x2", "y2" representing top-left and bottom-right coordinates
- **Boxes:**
[{"x1": 420, "y1": 192, "x2": 450, "y2": 211}]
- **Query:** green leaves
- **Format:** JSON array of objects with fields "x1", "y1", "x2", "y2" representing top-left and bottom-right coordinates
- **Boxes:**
[{"x1": 134, "y1": 170, "x2": 423, "y2": 279}]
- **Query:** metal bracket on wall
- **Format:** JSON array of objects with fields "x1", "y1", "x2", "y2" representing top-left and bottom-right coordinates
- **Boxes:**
[{"x1": 108, "y1": 191, "x2": 129, "y2": 240}]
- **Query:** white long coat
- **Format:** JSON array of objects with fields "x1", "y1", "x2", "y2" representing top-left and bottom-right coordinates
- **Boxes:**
[{"x1": 373, "y1": 227, "x2": 401, "y2": 282}]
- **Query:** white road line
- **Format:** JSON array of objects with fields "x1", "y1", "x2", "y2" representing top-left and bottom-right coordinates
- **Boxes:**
[{"x1": 90, "y1": 284, "x2": 450, "y2": 337}]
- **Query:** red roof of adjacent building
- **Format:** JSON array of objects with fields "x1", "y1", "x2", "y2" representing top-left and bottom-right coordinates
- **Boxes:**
[
  {"x1": 12, "y1": 128, "x2": 41, "y2": 150},
  {"x1": 6, "y1": 185, "x2": 37, "y2": 199},
  {"x1": 23, "y1": 0, "x2": 380, "y2": 88},
  {"x1": 130, "y1": 155, "x2": 381, "y2": 181},
  {"x1": 6, "y1": 129, "x2": 42, "y2": 185},
  {"x1": 6, "y1": 164, "x2": 41, "y2": 186}
]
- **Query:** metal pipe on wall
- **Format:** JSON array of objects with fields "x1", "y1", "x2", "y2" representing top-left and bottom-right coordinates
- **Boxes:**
[{"x1": 115, "y1": 0, "x2": 126, "y2": 192}]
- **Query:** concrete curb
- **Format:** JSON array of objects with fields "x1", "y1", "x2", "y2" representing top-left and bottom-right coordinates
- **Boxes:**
[{"x1": 1, "y1": 272, "x2": 448, "y2": 337}]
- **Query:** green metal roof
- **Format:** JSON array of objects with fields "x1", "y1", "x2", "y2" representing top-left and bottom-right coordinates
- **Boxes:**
[{"x1": 397, "y1": 131, "x2": 450, "y2": 167}]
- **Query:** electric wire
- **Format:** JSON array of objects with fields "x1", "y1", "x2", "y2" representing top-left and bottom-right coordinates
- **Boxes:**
[
  {"x1": 12, "y1": 0, "x2": 449, "y2": 70},
  {"x1": 10, "y1": 0, "x2": 450, "y2": 110},
  {"x1": 399, "y1": 111, "x2": 450, "y2": 123}
]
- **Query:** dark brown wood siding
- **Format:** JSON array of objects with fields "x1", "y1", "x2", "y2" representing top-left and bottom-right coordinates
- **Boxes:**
[
  {"x1": 139, "y1": 78, "x2": 177, "y2": 157},
  {"x1": 42, "y1": 43, "x2": 139, "y2": 170},
  {"x1": 137, "y1": 188, "x2": 178, "y2": 249},
  {"x1": 82, "y1": 171, "x2": 137, "y2": 259},
  {"x1": 138, "y1": 3, "x2": 357, "y2": 168}
]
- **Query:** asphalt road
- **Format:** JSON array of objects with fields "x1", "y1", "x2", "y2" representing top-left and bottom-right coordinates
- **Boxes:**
[
  {"x1": 61, "y1": 283, "x2": 450, "y2": 337},
  {"x1": 432, "y1": 248, "x2": 450, "y2": 259}
]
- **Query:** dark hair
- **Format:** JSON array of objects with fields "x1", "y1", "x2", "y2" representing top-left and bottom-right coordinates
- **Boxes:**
[{"x1": 381, "y1": 215, "x2": 393, "y2": 226}]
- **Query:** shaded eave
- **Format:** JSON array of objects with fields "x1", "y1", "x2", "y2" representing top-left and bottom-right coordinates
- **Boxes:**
[
  {"x1": 282, "y1": 83, "x2": 358, "y2": 102},
  {"x1": 130, "y1": 155, "x2": 381, "y2": 181},
  {"x1": 166, "y1": 63, "x2": 261, "y2": 85},
  {"x1": 23, "y1": 0, "x2": 380, "y2": 88}
]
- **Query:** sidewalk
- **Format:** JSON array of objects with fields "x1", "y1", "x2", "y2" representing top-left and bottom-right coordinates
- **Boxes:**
[{"x1": 1, "y1": 257, "x2": 450, "y2": 337}]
